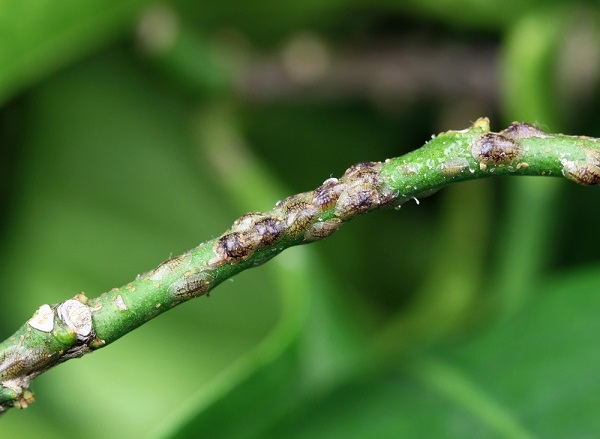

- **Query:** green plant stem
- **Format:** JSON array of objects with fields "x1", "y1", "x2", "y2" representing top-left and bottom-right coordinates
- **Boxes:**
[{"x1": 1, "y1": 118, "x2": 598, "y2": 414}]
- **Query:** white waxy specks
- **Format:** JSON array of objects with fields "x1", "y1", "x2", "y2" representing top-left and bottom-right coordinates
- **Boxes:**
[
  {"x1": 57, "y1": 300, "x2": 93, "y2": 342},
  {"x1": 114, "y1": 295, "x2": 128, "y2": 311},
  {"x1": 28, "y1": 304, "x2": 54, "y2": 333}
]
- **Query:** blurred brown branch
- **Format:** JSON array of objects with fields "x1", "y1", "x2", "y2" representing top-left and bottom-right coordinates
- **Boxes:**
[{"x1": 237, "y1": 39, "x2": 499, "y2": 105}]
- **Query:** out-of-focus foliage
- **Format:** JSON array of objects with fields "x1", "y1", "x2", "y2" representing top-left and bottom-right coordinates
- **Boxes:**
[{"x1": 1, "y1": 0, "x2": 599, "y2": 438}]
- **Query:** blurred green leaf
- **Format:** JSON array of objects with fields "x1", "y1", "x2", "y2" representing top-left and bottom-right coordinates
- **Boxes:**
[
  {"x1": 440, "y1": 266, "x2": 600, "y2": 438},
  {"x1": 190, "y1": 266, "x2": 600, "y2": 438},
  {"x1": 0, "y1": 0, "x2": 152, "y2": 103}
]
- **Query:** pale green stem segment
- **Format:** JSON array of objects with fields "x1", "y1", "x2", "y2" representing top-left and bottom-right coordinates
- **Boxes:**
[{"x1": 1, "y1": 118, "x2": 598, "y2": 414}]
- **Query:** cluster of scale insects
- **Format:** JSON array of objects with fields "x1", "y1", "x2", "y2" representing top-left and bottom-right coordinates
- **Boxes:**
[
  {"x1": 475, "y1": 121, "x2": 600, "y2": 185},
  {"x1": 148, "y1": 121, "x2": 600, "y2": 302},
  {"x1": 148, "y1": 161, "x2": 396, "y2": 300},
  {"x1": 5, "y1": 120, "x2": 600, "y2": 415},
  {"x1": 212, "y1": 162, "x2": 396, "y2": 262},
  {"x1": 434, "y1": 121, "x2": 599, "y2": 185}
]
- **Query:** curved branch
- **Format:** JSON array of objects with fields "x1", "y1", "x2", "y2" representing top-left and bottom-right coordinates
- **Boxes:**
[{"x1": 1, "y1": 118, "x2": 598, "y2": 414}]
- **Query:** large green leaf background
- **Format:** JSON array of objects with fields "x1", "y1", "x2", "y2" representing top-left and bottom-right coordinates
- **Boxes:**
[{"x1": 1, "y1": 0, "x2": 599, "y2": 437}]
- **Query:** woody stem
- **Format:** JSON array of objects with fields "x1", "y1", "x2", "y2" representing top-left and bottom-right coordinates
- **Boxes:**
[{"x1": 1, "y1": 117, "x2": 599, "y2": 414}]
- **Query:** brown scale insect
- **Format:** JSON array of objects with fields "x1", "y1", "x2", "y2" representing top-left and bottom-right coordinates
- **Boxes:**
[
  {"x1": 213, "y1": 231, "x2": 259, "y2": 265},
  {"x1": 148, "y1": 254, "x2": 187, "y2": 281},
  {"x1": 335, "y1": 183, "x2": 380, "y2": 220},
  {"x1": 0, "y1": 350, "x2": 26, "y2": 380},
  {"x1": 340, "y1": 161, "x2": 396, "y2": 209},
  {"x1": 253, "y1": 217, "x2": 283, "y2": 248},
  {"x1": 377, "y1": 184, "x2": 397, "y2": 207},
  {"x1": 304, "y1": 218, "x2": 342, "y2": 241},
  {"x1": 562, "y1": 148, "x2": 600, "y2": 186},
  {"x1": 472, "y1": 133, "x2": 521, "y2": 164},
  {"x1": 230, "y1": 212, "x2": 264, "y2": 233},
  {"x1": 277, "y1": 191, "x2": 312, "y2": 208},
  {"x1": 438, "y1": 157, "x2": 470, "y2": 177},
  {"x1": 278, "y1": 193, "x2": 318, "y2": 238},
  {"x1": 169, "y1": 273, "x2": 212, "y2": 299},
  {"x1": 312, "y1": 178, "x2": 344, "y2": 209},
  {"x1": 500, "y1": 122, "x2": 550, "y2": 140},
  {"x1": 334, "y1": 162, "x2": 387, "y2": 219},
  {"x1": 0, "y1": 347, "x2": 51, "y2": 381},
  {"x1": 341, "y1": 161, "x2": 382, "y2": 184}
]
